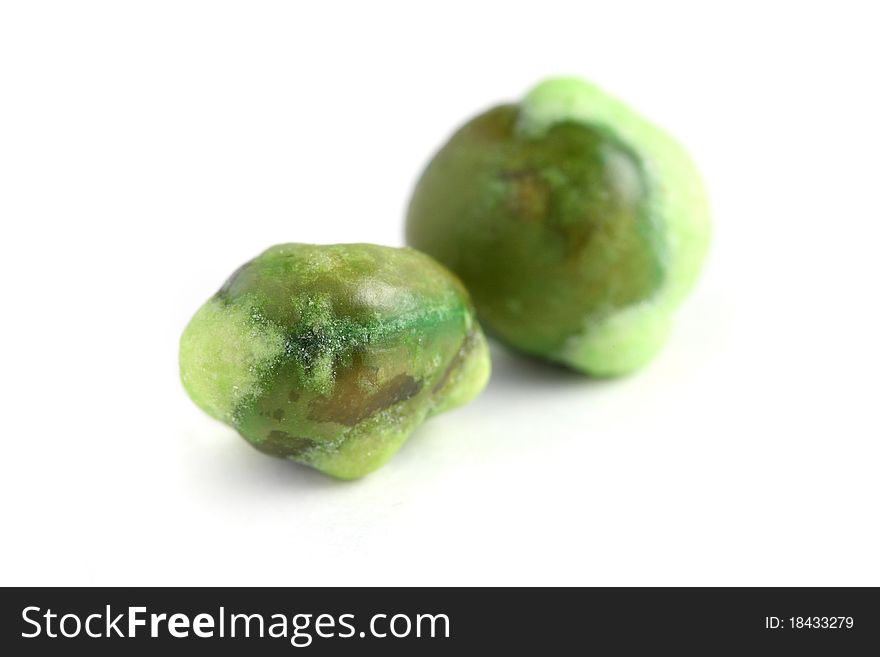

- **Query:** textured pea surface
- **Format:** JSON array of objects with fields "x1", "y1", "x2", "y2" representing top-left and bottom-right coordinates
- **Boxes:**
[
  {"x1": 179, "y1": 243, "x2": 490, "y2": 479},
  {"x1": 406, "y1": 78, "x2": 710, "y2": 376}
]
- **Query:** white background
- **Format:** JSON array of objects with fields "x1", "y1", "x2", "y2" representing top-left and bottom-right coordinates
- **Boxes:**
[{"x1": 2, "y1": 1, "x2": 878, "y2": 586}]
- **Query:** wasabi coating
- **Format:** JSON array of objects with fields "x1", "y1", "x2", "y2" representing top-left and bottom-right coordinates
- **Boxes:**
[
  {"x1": 180, "y1": 243, "x2": 490, "y2": 479},
  {"x1": 406, "y1": 78, "x2": 710, "y2": 376}
]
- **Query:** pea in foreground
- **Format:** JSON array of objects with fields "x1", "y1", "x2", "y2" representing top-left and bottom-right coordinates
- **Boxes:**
[
  {"x1": 179, "y1": 243, "x2": 490, "y2": 479},
  {"x1": 406, "y1": 77, "x2": 711, "y2": 376}
]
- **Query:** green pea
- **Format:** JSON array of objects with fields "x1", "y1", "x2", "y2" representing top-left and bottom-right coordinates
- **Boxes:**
[
  {"x1": 179, "y1": 243, "x2": 490, "y2": 479},
  {"x1": 406, "y1": 77, "x2": 710, "y2": 376}
]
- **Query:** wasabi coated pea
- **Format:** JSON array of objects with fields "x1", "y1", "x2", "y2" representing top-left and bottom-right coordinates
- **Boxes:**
[
  {"x1": 406, "y1": 77, "x2": 710, "y2": 376},
  {"x1": 180, "y1": 243, "x2": 490, "y2": 479}
]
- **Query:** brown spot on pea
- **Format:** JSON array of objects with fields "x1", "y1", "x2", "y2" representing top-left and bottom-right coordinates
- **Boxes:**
[
  {"x1": 251, "y1": 430, "x2": 317, "y2": 458},
  {"x1": 309, "y1": 373, "x2": 423, "y2": 427}
]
